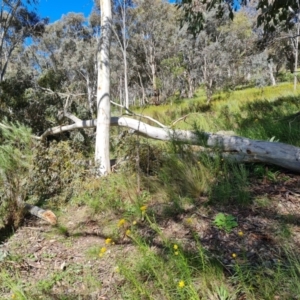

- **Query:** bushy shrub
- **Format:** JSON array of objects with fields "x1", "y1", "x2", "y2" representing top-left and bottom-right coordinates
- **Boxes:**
[
  {"x1": 26, "y1": 140, "x2": 89, "y2": 206},
  {"x1": 115, "y1": 134, "x2": 164, "y2": 176}
]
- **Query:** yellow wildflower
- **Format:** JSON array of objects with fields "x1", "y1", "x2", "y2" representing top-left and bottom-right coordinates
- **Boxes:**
[
  {"x1": 232, "y1": 253, "x2": 237, "y2": 258},
  {"x1": 238, "y1": 231, "x2": 244, "y2": 237},
  {"x1": 11, "y1": 294, "x2": 16, "y2": 299},
  {"x1": 174, "y1": 251, "x2": 179, "y2": 256},
  {"x1": 100, "y1": 247, "x2": 107, "y2": 253},
  {"x1": 99, "y1": 247, "x2": 107, "y2": 257},
  {"x1": 140, "y1": 205, "x2": 147, "y2": 212},
  {"x1": 126, "y1": 229, "x2": 131, "y2": 236},
  {"x1": 118, "y1": 219, "x2": 126, "y2": 227},
  {"x1": 132, "y1": 220, "x2": 137, "y2": 225},
  {"x1": 178, "y1": 280, "x2": 185, "y2": 288},
  {"x1": 186, "y1": 218, "x2": 193, "y2": 224},
  {"x1": 105, "y1": 238, "x2": 112, "y2": 245},
  {"x1": 173, "y1": 244, "x2": 178, "y2": 250}
]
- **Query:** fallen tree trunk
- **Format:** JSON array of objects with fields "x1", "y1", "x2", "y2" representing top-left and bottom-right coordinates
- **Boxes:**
[
  {"x1": 23, "y1": 203, "x2": 57, "y2": 225},
  {"x1": 38, "y1": 113, "x2": 300, "y2": 173},
  {"x1": 16, "y1": 196, "x2": 57, "y2": 225}
]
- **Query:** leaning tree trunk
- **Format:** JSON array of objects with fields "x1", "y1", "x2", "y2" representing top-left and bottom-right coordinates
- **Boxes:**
[
  {"x1": 39, "y1": 113, "x2": 300, "y2": 173},
  {"x1": 95, "y1": 0, "x2": 112, "y2": 176}
]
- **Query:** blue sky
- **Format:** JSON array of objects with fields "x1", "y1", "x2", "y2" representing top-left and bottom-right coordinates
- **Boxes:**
[
  {"x1": 36, "y1": 0, "x2": 94, "y2": 22},
  {"x1": 36, "y1": 0, "x2": 240, "y2": 23},
  {"x1": 37, "y1": 0, "x2": 176, "y2": 22}
]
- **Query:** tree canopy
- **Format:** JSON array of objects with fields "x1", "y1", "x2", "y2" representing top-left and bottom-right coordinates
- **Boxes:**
[{"x1": 176, "y1": 0, "x2": 300, "y2": 35}]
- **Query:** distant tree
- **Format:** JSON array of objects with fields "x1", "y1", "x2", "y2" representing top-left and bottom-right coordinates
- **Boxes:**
[
  {"x1": 0, "y1": 0, "x2": 47, "y2": 84},
  {"x1": 28, "y1": 13, "x2": 97, "y2": 117},
  {"x1": 129, "y1": 0, "x2": 180, "y2": 104},
  {"x1": 112, "y1": 0, "x2": 134, "y2": 109},
  {"x1": 176, "y1": 0, "x2": 300, "y2": 34}
]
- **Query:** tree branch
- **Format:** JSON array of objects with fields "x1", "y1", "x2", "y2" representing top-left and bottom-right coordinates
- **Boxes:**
[{"x1": 110, "y1": 101, "x2": 166, "y2": 128}]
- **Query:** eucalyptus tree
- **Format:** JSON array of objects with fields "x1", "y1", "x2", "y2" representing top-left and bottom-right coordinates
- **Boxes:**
[
  {"x1": 129, "y1": 0, "x2": 180, "y2": 104},
  {"x1": 27, "y1": 13, "x2": 97, "y2": 118},
  {"x1": 174, "y1": 28, "x2": 200, "y2": 99},
  {"x1": 0, "y1": 0, "x2": 48, "y2": 129},
  {"x1": 216, "y1": 10, "x2": 263, "y2": 87},
  {"x1": 111, "y1": 0, "x2": 134, "y2": 108},
  {"x1": 177, "y1": 0, "x2": 300, "y2": 34},
  {"x1": 0, "y1": 0, "x2": 47, "y2": 84}
]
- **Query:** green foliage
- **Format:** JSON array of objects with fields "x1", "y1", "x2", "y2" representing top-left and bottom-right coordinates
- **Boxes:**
[
  {"x1": 0, "y1": 270, "x2": 29, "y2": 300},
  {"x1": 209, "y1": 162, "x2": 250, "y2": 205},
  {"x1": 37, "y1": 69, "x2": 67, "y2": 91},
  {"x1": 118, "y1": 236, "x2": 211, "y2": 299},
  {"x1": 0, "y1": 74, "x2": 60, "y2": 134},
  {"x1": 115, "y1": 133, "x2": 164, "y2": 175},
  {"x1": 232, "y1": 247, "x2": 300, "y2": 299},
  {"x1": 256, "y1": 0, "x2": 297, "y2": 31},
  {"x1": 71, "y1": 172, "x2": 133, "y2": 215},
  {"x1": 0, "y1": 72, "x2": 33, "y2": 112},
  {"x1": 0, "y1": 121, "x2": 33, "y2": 227},
  {"x1": 177, "y1": 0, "x2": 297, "y2": 35},
  {"x1": 26, "y1": 141, "x2": 87, "y2": 205},
  {"x1": 277, "y1": 71, "x2": 300, "y2": 83},
  {"x1": 161, "y1": 56, "x2": 185, "y2": 78},
  {"x1": 156, "y1": 152, "x2": 212, "y2": 201},
  {"x1": 213, "y1": 213, "x2": 238, "y2": 233}
]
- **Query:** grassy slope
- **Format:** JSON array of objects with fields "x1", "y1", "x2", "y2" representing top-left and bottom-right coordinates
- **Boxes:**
[{"x1": 2, "y1": 82, "x2": 300, "y2": 299}]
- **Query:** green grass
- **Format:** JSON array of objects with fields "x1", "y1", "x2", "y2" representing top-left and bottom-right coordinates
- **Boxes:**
[
  {"x1": 93, "y1": 83, "x2": 300, "y2": 299},
  {"x1": 134, "y1": 82, "x2": 300, "y2": 140},
  {"x1": 2, "y1": 81, "x2": 300, "y2": 299}
]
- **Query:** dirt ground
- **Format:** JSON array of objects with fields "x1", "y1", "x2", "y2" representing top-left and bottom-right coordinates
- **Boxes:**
[{"x1": 1, "y1": 170, "x2": 300, "y2": 299}]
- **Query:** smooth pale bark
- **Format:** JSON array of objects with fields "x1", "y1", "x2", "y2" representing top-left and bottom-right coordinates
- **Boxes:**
[
  {"x1": 268, "y1": 60, "x2": 276, "y2": 86},
  {"x1": 111, "y1": 0, "x2": 130, "y2": 108},
  {"x1": 95, "y1": 0, "x2": 112, "y2": 176},
  {"x1": 294, "y1": 22, "x2": 299, "y2": 92},
  {"x1": 39, "y1": 113, "x2": 300, "y2": 172}
]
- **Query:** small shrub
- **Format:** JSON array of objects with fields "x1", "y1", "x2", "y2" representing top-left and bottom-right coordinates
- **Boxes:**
[
  {"x1": 116, "y1": 134, "x2": 164, "y2": 175},
  {"x1": 26, "y1": 141, "x2": 88, "y2": 206},
  {"x1": 213, "y1": 213, "x2": 238, "y2": 233}
]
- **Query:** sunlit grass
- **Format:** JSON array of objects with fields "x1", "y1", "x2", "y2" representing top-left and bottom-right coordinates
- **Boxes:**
[
  {"x1": 132, "y1": 83, "x2": 300, "y2": 152},
  {"x1": 3, "y1": 80, "x2": 300, "y2": 299}
]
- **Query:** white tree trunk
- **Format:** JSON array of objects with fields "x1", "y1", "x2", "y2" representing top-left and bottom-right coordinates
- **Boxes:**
[
  {"x1": 95, "y1": 0, "x2": 112, "y2": 176},
  {"x1": 122, "y1": 0, "x2": 129, "y2": 109},
  {"x1": 294, "y1": 22, "x2": 299, "y2": 92},
  {"x1": 268, "y1": 60, "x2": 276, "y2": 86}
]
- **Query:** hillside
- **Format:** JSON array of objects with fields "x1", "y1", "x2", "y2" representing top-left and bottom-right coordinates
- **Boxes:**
[{"x1": 2, "y1": 84, "x2": 300, "y2": 299}]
